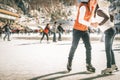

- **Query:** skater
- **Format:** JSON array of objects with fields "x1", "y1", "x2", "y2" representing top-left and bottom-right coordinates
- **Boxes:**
[
  {"x1": 67, "y1": 0, "x2": 97, "y2": 72},
  {"x1": 3, "y1": 23, "x2": 12, "y2": 41},
  {"x1": 94, "y1": 0, "x2": 118, "y2": 74},
  {"x1": 52, "y1": 21, "x2": 57, "y2": 42},
  {"x1": 57, "y1": 23, "x2": 64, "y2": 41},
  {"x1": 40, "y1": 23, "x2": 50, "y2": 43},
  {"x1": 0, "y1": 27, "x2": 2, "y2": 39}
]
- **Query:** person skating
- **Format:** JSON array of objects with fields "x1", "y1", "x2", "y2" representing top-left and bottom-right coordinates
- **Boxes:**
[
  {"x1": 40, "y1": 23, "x2": 50, "y2": 43},
  {"x1": 0, "y1": 27, "x2": 2, "y2": 39},
  {"x1": 52, "y1": 21, "x2": 57, "y2": 42},
  {"x1": 57, "y1": 23, "x2": 64, "y2": 41},
  {"x1": 67, "y1": 0, "x2": 97, "y2": 73},
  {"x1": 94, "y1": 0, "x2": 118, "y2": 74},
  {"x1": 3, "y1": 23, "x2": 12, "y2": 41},
  {"x1": 109, "y1": 0, "x2": 120, "y2": 72}
]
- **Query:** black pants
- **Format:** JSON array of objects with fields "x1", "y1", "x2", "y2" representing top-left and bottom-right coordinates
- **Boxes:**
[
  {"x1": 68, "y1": 29, "x2": 92, "y2": 65},
  {"x1": 0, "y1": 32, "x2": 2, "y2": 38},
  {"x1": 41, "y1": 32, "x2": 49, "y2": 41},
  {"x1": 58, "y1": 31, "x2": 61, "y2": 41},
  {"x1": 104, "y1": 27, "x2": 116, "y2": 68}
]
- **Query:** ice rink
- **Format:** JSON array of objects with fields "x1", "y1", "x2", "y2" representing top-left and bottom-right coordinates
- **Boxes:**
[{"x1": 0, "y1": 33, "x2": 120, "y2": 80}]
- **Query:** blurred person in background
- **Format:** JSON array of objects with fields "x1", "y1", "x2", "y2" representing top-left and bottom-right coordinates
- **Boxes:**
[
  {"x1": 109, "y1": 0, "x2": 120, "y2": 34},
  {"x1": 52, "y1": 21, "x2": 57, "y2": 42},
  {"x1": 57, "y1": 23, "x2": 65, "y2": 41},
  {"x1": 0, "y1": 27, "x2": 2, "y2": 39},
  {"x1": 40, "y1": 23, "x2": 50, "y2": 43},
  {"x1": 0, "y1": 22, "x2": 3, "y2": 39},
  {"x1": 3, "y1": 22, "x2": 12, "y2": 41}
]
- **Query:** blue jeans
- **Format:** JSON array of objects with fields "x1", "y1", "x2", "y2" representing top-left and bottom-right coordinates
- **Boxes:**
[
  {"x1": 53, "y1": 32, "x2": 56, "y2": 42},
  {"x1": 68, "y1": 29, "x2": 92, "y2": 65},
  {"x1": 104, "y1": 27, "x2": 116, "y2": 68},
  {"x1": 4, "y1": 32, "x2": 11, "y2": 41}
]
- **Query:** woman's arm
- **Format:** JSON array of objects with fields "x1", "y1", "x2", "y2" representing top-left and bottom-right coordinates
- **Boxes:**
[
  {"x1": 97, "y1": 9, "x2": 109, "y2": 26},
  {"x1": 78, "y1": 6, "x2": 91, "y2": 27}
]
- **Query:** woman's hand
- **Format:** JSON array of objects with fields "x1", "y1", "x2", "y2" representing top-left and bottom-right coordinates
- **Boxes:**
[{"x1": 90, "y1": 22, "x2": 99, "y2": 27}]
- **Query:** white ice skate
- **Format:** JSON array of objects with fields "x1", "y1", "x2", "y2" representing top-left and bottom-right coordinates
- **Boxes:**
[
  {"x1": 101, "y1": 68, "x2": 112, "y2": 74},
  {"x1": 112, "y1": 65, "x2": 118, "y2": 71}
]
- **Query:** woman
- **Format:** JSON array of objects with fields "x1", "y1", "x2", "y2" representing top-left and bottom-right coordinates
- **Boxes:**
[
  {"x1": 40, "y1": 23, "x2": 50, "y2": 43},
  {"x1": 94, "y1": 0, "x2": 118, "y2": 74},
  {"x1": 67, "y1": 0, "x2": 97, "y2": 72}
]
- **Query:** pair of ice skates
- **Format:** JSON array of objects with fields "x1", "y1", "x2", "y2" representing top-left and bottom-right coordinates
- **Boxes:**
[
  {"x1": 101, "y1": 65, "x2": 118, "y2": 74},
  {"x1": 67, "y1": 63, "x2": 118, "y2": 74},
  {"x1": 67, "y1": 63, "x2": 95, "y2": 73}
]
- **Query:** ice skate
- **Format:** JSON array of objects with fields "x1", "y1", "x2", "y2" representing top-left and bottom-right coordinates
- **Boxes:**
[
  {"x1": 112, "y1": 65, "x2": 118, "y2": 71},
  {"x1": 67, "y1": 63, "x2": 72, "y2": 72},
  {"x1": 101, "y1": 68, "x2": 112, "y2": 74},
  {"x1": 86, "y1": 64, "x2": 96, "y2": 73}
]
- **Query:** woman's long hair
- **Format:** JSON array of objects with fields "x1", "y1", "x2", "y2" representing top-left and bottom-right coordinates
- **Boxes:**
[{"x1": 94, "y1": 4, "x2": 99, "y2": 18}]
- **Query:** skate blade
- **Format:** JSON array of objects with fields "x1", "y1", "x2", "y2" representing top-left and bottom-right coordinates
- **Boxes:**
[
  {"x1": 115, "y1": 68, "x2": 119, "y2": 71},
  {"x1": 113, "y1": 69, "x2": 119, "y2": 72},
  {"x1": 86, "y1": 70, "x2": 95, "y2": 74},
  {"x1": 101, "y1": 71, "x2": 112, "y2": 75}
]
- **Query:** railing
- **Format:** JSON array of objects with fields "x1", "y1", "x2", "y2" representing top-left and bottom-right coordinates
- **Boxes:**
[{"x1": 0, "y1": 9, "x2": 19, "y2": 18}]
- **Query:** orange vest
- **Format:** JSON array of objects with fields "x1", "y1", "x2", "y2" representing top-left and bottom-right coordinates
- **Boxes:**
[
  {"x1": 43, "y1": 27, "x2": 49, "y2": 34},
  {"x1": 74, "y1": 3, "x2": 93, "y2": 31}
]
